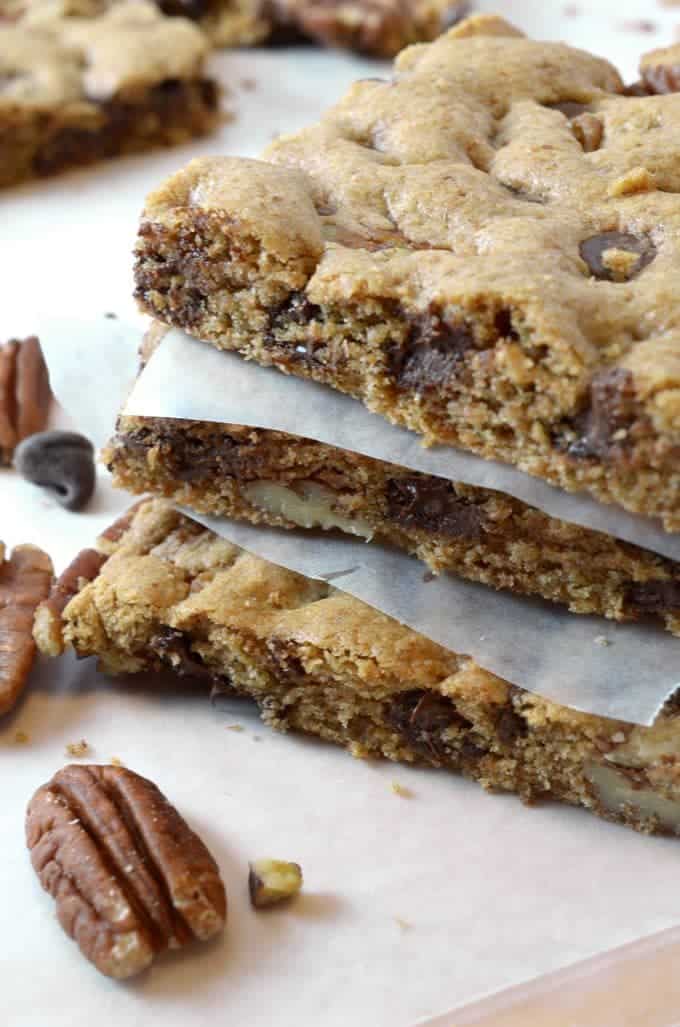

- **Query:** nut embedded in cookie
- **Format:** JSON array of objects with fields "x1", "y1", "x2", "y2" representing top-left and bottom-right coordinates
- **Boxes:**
[{"x1": 25, "y1": 764, "x2": 227, "y2": 978}]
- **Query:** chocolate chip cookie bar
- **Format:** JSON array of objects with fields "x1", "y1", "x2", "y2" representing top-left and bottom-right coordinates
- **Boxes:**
[
  {"x1": 5, "y1": 0, "x2": 469, "y2": 57},
  {"x1": 0, "y1": 1, "x2": 218, "y2": 188},
  {"x1": 134, "y1": 16, "x2": 680, "y2": 530},
  {"x1": 104, "y1": 413, "x2": 680, "y2": 633},
  {"x1": 32, "y1": 498, "x2": 680, "y2": 836}
]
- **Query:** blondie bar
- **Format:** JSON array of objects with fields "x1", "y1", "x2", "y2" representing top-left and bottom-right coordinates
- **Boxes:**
[
  {"x1": 32, "y1": 499, "x2": 680, "y2": 836},
  {"x1": 0, "y1": 1, "x2": 218, "y2": 188},
  {"x1": 4, "y1": 0, "x2": 468, "y2": 56},
  {"x1": 134, "y1": 16, "x2": 680, "y2": 529},
  {"x1": 105, "y1": 412, "x2": 680, "y2": 633}
]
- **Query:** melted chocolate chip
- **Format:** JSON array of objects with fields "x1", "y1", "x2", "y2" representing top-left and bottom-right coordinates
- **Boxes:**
[
  {"x1": 625, "y1": 581, "x2": 680, "y2": 615},
  {"x1": 387, "y1": 689, "x2": 469, "y2": 759},
  {"x1": 158, "y1": 0, "x2": 209, "y2": 17},
  {"x1": 268, "y1": 291, "x2": 324, "y2": 361},
  {"x1": 494, "y1": 308, "x2": 519, "y2": 340},
  {"x1": 579, "y1": 232, "x2": 656, "y2": 281},
  {"x1": 495, "y1": 706, "x2": 528, "y2": 746},
  {"x1": 385, "y1": 476, "x2": 484, "y2": 539},
  {"x1": 389, "y1": 314, "x2": 478, "y2": 390},
  {"x1": 151, "y1": 627, "x2": 226, "y2": 685},
  {"x1": 562, "y1": 367, "x2": 637, "y2": 461}
]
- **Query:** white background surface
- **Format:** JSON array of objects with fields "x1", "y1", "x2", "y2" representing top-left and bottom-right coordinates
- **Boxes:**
[{"x1": 3, "y1": 4, "x2": 680, "y2": 1026}]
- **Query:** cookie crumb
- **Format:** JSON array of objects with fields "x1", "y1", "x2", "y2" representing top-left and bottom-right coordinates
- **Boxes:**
[
  {"x1": 66, "y1": 739, "x2": 89, "y2": 757},
  {"x1": 395, "y1": 917, "x2": 411, "y2": 930},
  {"x1": 14, "y1": 730, "x2": 30, "y2": 744},
  {"x1": 594, "y1": 635, "x2": 611, "y2": 647},
  {"x1": 391, "y1": 781, "x2": 413, "y2": 798},
  {"x1": 110, "y1": 755, "x2": 124, "y2": 766},
  {"x1": 249, "y1": 859, "x2": 303, "y2": 908},
  {"x1": 226, "y1": 724, "x2": 244, "y2": 732}
]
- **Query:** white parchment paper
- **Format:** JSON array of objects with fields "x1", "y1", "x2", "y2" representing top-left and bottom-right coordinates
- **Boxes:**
[
  {"x1": 40, "y1": 321, "x2": 680, "y2": 726},
  {"x1": 128, "y1": 329, "x2": 680, "y2": 561}
]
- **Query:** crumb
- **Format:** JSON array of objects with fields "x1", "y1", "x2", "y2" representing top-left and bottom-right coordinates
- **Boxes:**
[
  {"x1": 110, "y1": 756, "x2": 124, "y2": 766},
  {"x1": 65, "y1": 739, "x2": 89, "y2": 757},
  {"x1": 391, "y1": 781, "x2": 413, "y2": 798},
  {"x1": 239, "y1": 77, "x2": 256, "y2": 91},
  {"x1": 226, "y1": 724, "x2": 244, "y2": 732},
  {"x1": 394, "y1": 917, "x2": 411, "y2": 930},
  {"x1": 594, "y1": 635, "x2": 611, "y2": 647},
  {"x1": 14, "y1": 730, "x2": 29, "y2": 744}
]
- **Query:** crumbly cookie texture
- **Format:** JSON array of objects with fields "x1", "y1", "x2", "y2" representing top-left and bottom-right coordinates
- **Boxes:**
[
  {"x1": 0, "y1": 1, "x2": 218, "y2": 188},
  {"x1": 32, "y1": 499, "x2": 680, "y2": 837},
  {"x1": 3, "y1": 0, "x2": 469, "y2": 56},
  {"x1": 105, "y1": 412, "x2": 680, "y2": 633},
  {"x1": 134, "y1": 15, "x2": 680, "y2": 530}
]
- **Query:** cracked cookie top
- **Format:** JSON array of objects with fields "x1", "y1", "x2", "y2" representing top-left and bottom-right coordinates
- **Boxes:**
[
  {"x1": 0, "y1": 0, "x2": 209, "y2": 106},
  {"x1": 143, "y1": 15, "x2": 680, "y2": 442}
]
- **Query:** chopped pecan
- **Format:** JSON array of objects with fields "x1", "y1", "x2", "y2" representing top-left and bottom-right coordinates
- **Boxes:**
[
  {"x1": 0, "y1": 338, "x2": 51, "y2": 466},
  {"x1": 26, "y1": 764, "x2": 227, "y2": 979},
  {"x1": 248, "y1": 859, "x2": 303, "y2": 908},
  {"x1": 0, "y1": 541, "x2": 53, "y2": 715}
]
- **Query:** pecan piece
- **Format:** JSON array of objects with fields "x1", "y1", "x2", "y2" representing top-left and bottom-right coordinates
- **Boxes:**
[
  {"x1": 0, "y1": 338, "x2": 51, "y2": 466},
  {"x1": 0, "y1": 541, "x2": 53, "y2": 715},
  {"x1": 33, "y1": 547, "x2": 108, "y2": 657},
  {"x1": 248, "y1": 859, "x2": 303, "y2": 908},
  {"x1": 26, "y1": 764, "x2": 227, "y2": 979}
]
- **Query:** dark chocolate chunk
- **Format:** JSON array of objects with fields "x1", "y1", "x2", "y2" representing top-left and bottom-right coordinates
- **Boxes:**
[
  {"x1": 494, "y1": 308, "x2": 519, "y2": 340},
  {"x1": 150, "y1": 627, "x2": 230, "y2": 686},
  {"x1": 385, "y1": 476, "x2": 484, "y2": 539},
  {"x1": 15, "y1": 430, "x2": 95, "y2": 512},
  {"x1": 158, "y1": 0, "x2": 209, "y2": 18},
  {"x1": 625, "y1": 581, "x2": 680, "y2": 615},
  {"x1": 387, "y1": 689, "x2": 469, "y2": 759},
  {"x1": 563, "y1": 367, "x2": 637, "y2": 461},
  {"x1": 389, "y1": 313, "x2": 478, "y2": 390},
  {"x1": 495, "y1": 706, "x2": 528, "y2": 746},
  {"x1": 579, "y1": 231, "x2": 656, "y2": 281}
]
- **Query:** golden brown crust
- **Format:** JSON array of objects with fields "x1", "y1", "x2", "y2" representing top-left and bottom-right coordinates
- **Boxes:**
[
  {"x1": 33, "y1": 499, "x2": 680, "y2": 837},
  {"x1": 134, "y1": 18, "x2": 680, "y2": 529}
]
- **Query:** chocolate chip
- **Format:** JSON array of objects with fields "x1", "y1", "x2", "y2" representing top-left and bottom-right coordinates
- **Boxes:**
[
  {"x1": 158, "y1": 0, "x2": 209, "y2": 18},
  {"x1": 494, "y1": 308, "x2": 519, "y2": 340},
  {"x1": 150, "y1": 627, "x2": 231, "y2": 686},
  {"x1": 579, "y1": 232, "x2": 656, "y2": 281},
  {"x1": 562, "y1": 367, "x2": 637, "y2": 461},
  {"x1": 15, "y1": 430, "x2": 95, "y2": 511},
  {"x1": 387, "y1": 689, "x2": 469, "y2": 759},
  {"x1": 625, "y1": 581, "x2": 680, "y2": 615},
  {"x1": 385, "y1": 476, "x2": 484, "y2": 539},
  {"x1": 389, "y1": 313, "x2": 478, "y2": 390},
  {"x1": 495, "y1": 706, "x2": 527, "y2": 746},
  {"x1": 271, "y1": 291, "x2": 322, "y2": 329}
]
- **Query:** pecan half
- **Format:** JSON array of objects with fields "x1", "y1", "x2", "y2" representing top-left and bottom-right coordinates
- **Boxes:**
[
  {"x1": 26, "y1": 764, "x2": 227, "y2": 979},
  {"x1": 33, "y1": 547, "x2": 107, "y2": 657},
  {"x1": 0, "y1": 541, "x2": 53, "y2": 715},
  {"x1": 0, "y1": 338, "x2": 51, "y2": 466}
]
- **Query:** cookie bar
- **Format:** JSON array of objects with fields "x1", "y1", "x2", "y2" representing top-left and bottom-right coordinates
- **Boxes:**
[
  {"x1": 33, "y1": 498, "x2": 680, "y2": 836},
  {"x1": 105, "y1": 412, "x2": 680, "y2": 633},
  {"x1": 0, "y1": 2, "x2": 218, "y2": 188},
  {"x1": 134, "y1": 16, "x2": 680, "y2": 530},
  {"x1": 5, "y1": 0, "x2": 469, "y2": 56}
]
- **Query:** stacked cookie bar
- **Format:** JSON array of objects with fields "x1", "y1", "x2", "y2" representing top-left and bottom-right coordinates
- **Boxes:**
[{"x1": 39, "y1": 16, "x2": 680, "y2": 834}]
